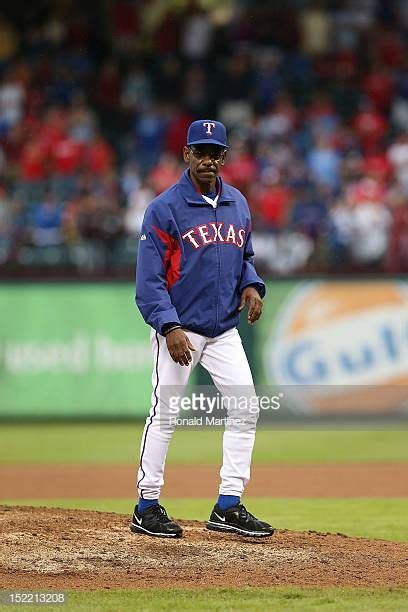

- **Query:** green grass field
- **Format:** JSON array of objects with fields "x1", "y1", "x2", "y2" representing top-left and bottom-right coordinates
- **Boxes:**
[
  {"x1": 1, "y1": 424, "x2": 407, "y2": 611},
  {"x1": 1, "y1": 587, "x2": 406, "y2": 612},
  {"x1": 1, "y1": 423, "x2": 407, "y2": 464},
  {"x1": 69, "y1": 587, "x2": 408, "y2": 611}
]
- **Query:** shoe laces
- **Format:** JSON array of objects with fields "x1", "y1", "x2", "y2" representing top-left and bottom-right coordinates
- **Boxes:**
[
  {"x1": 150, "y1": 504, "x2": 170, "y2": 521},
  {"x1": 150, "y1": 504, "x2": 167, "y2": 516},
  {"x1": 237, "y1": 504, "x2": 257, "y2": 522}
]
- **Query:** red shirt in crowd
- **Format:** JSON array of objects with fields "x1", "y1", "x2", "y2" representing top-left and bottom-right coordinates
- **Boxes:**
[
  {"x1": 149, "y1": 158, "x2": 180, "y2": 194},
  {"x1": 352, "y1": 110, "x2": 388, "y2": 154},
  {"x1": 363, "y1": 154, "x2": 393, "y2": 183},
  {"x1": 165, "y1": 113, "x2": 193, "y2": 156},
  {"x1": 153, "y1": 10, "x2": 180, "y2": 54},
  {"x1": 20, "y1": 140, "x2": 48, "y2": 181},
  {"x1": 346, "y1": 177, "x2": 386, "y2": 205},
  {"x1": 363, "y1": 70, "x2": 395, "y2": 113},
  {"x1": 378, "y1": 31, "x2": 405, "y2": 68},
  {"x1": 387, "y1": 203, "x2": 408, "y2": 272},
  {"x1": 220, "y1": 154, "x2": 258, "y2": 196},
  {"x1": 253, "y1": 184, "x2": 292, "y2": 229},
  {"x1": 37, "y1": 108, "x2": 68, "y2": 152},
  {"x1": 51, "y1": 137, "x2": 83, "y2": 175},
  {"x1": 85, "y1": 138, "x2": 114, "y2": 175},
  {"x1": 333, "y1": 50, "x2": 358, "y2": 80},
  {"x1": 112, "y1": 0, "x2": 140, "y2": 39}
]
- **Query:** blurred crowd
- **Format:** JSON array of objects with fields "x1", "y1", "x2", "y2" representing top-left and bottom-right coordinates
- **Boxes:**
[{"x1": 1, "y1": 0, "x2": 408, "y2": 276}]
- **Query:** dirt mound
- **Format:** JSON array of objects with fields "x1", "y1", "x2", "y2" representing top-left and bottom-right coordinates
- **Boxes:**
[{"x1": 1, "y1": 506, "x2": 407, "y2": 590}]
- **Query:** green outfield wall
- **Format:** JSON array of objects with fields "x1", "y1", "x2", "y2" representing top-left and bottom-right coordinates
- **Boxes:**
[
  {"x1": 1, "y1": 280, "x2": 408, "y2": 419},
  {"x1": 0, "y1": 284, "x2": 152, "y2": 418}
]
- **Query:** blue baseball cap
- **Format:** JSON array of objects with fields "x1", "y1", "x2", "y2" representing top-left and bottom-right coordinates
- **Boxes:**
[{"x1": 187, "y1": 119, "x2": 228, "y2": 148}]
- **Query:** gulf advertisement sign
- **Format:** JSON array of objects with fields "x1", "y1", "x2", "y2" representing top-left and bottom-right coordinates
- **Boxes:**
[{"x1": 264, "y1": 281, "x2": 408, "y2": 415}]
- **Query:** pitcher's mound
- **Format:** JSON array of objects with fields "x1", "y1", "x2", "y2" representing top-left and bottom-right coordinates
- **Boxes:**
[{"x1": 1, "y1": 506, "x2": 407, "y2": 589}]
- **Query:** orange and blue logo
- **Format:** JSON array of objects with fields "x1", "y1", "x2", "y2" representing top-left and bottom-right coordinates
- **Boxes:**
[{"x1": 265, "y1": 281, "x2": 408, "y2": 414}]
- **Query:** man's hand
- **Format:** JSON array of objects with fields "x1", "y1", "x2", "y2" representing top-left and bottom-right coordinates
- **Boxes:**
[
  {"x1": 238, "y1": 286, "x2": 263, "y2": 325},
  {"x1": 165, "y1": 329, "x2": 196, "y2": 366}
]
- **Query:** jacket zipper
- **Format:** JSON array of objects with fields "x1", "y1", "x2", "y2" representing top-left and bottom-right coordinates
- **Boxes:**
[{"x1": 213, "y1": 205, "x2": 221, "y2": 336}]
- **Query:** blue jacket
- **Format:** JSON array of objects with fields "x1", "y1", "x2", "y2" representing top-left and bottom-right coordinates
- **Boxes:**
[{"x1": 135, "y1": 170, "x2": 265, "y2": 337}]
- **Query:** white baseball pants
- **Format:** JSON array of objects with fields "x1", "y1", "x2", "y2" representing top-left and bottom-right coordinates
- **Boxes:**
[{"x1": 137, "y1": 327, "x2": 258, "y2": 500}]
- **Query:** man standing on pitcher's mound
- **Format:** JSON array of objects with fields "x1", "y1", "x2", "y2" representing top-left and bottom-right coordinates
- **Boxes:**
[{"x1": 131, "y1": 119, "x2": 274, "y2": 539}]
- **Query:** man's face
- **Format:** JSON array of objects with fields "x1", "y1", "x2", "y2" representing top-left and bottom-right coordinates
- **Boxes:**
[{"x1": 183, "y1": 144, "x2": 227, "y2": 185}]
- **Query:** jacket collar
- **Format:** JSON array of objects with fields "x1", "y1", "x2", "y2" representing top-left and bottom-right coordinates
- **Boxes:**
[{"x1": 177, "y1": 169, "x2": 233, "y2": 206}]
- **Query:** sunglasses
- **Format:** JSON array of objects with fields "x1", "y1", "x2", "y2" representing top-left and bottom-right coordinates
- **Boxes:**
[{"x1": 189, "y1": 145, "x2": 227, "y2": 161}]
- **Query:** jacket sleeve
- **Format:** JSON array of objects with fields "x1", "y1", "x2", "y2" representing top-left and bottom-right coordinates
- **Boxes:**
[
  {"x1": 135, "y1": 205, "x2": 181, "y2": 334},
  {"x1": 238, "y1": 223, "x2": 266, "y2": 298}
]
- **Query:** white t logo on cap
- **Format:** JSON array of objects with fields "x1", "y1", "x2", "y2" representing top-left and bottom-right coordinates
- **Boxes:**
[{"x1": 203, "y1": 122, "x2": 215, "y2": 135}]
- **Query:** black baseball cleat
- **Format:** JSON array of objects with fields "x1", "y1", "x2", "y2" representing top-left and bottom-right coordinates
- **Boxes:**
[
  {"x1": 130, "y1": 504, "x2": 183, "y2": 538},
  {"x1": 206, "y1": 503, "x2": 274, "y2": 537}
]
